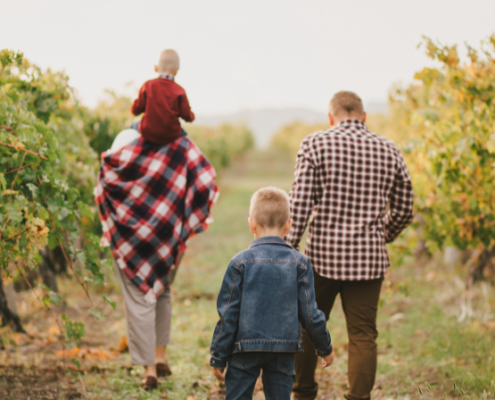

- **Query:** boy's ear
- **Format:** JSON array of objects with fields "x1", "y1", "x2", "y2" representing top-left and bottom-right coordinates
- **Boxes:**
[
  {"x1": 284, "y1": 219, "x2": 293, "y2": 235},
  {"x1": 154, "y1": 65, "x2": 159, "y2": 73},
  {"x1": 248, "y1": 217, "x2": 257, "y2": 234}
]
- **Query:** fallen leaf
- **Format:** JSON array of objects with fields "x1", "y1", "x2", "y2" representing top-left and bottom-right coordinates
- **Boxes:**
[
  {"x1": 119, "y1": 336, "x2": 128, "y2": 352},
  {"x1": 484, "y1": 321, "x2": 495, "y2": 329},
  {"x1": 49, "y1": 327, "x2": 60, "y2": 336},
  {"x1": 390, "y1": 313, "x2": 405, "y2": 322},
  {"x1": 426, "y1": 271, "x2": 437, "y2": 281}
]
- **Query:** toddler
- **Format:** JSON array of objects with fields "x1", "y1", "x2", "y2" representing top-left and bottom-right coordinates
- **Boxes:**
[{"x1": 130, "y1": 49, "x2": 195, "y2": 145}]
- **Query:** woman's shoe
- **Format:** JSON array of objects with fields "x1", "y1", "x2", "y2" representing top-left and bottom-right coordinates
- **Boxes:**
[
  {"x1": 141, "y1": 376, "x2": 158, "y2": 391},
  {"x1": 156, "y1": 362, "x2": 172, "y2": 377}
]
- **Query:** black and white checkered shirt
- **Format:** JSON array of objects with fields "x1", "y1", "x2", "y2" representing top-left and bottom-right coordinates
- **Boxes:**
[
  {"x1": 286, "y1": 120, "x2": 414, "y2": 280},
  {"x1": 159, "y1": 73, "x2": 175, "y2": 81}
]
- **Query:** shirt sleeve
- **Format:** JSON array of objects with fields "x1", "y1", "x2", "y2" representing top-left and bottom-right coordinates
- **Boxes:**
[
  {"x1": 210, "y1": 260, "x2": 243, "y2": 369},
  {"x1": 178, "y1": 91, "x2": 195, "y2": 123},
  {"x1": 384, "y1": 150, "x2": 414, "y2": 243},
  {"x1": 130, "y1": 84, "x2": 147, "y2": 116},
  {"x1": 297, "y1": 258, "x2": 333, "y2": 357},
  {"x1": 285, "y1": 138, "x2": 316, "y2": 250}
]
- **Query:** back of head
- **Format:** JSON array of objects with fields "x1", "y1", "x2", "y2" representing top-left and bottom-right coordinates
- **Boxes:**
[
  {"x1": 250, "y1": 187, "x2": 290, "y2": 228},
  {"x1": 329, "y1": 91, "x2": 364, "y2": 119},
  {"x1": 158, "y1": 49, "x2": 180, "y2": 74}
]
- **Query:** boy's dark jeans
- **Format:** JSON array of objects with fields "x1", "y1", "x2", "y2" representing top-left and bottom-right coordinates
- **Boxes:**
[
  {"x1": 226, "y1": 352, "x2": 295, "y2": 400},
  {"x1": 130, "y1": 121, "x2": 188, "y2": 138},
  {"x1": 293, "y1": 273, "x2": 383, "y2": 400}
]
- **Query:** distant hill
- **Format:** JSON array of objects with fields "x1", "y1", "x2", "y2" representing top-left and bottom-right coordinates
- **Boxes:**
[{"x1": 194, "y1": 102, "x2": 388, "y2": 148}]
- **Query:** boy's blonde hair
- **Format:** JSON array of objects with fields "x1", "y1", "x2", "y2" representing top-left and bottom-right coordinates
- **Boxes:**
[
  {"x1": 250, "y1": 187, "x2": 290, "y2": 228},
  {"x1": 158, "y1": 49, "x2": 180, "y2": 73}
]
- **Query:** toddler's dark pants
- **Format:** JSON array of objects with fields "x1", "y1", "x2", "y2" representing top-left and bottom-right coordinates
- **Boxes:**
[
  {"x1": 226, "y1": 352, "x2": 295, "y2": 400},
  {"x1": 293, "y1": 273, "x2": 383, "y2": 400},
  {"x1": 130, "y1": 121, "x2": 188, "y2": 138}
]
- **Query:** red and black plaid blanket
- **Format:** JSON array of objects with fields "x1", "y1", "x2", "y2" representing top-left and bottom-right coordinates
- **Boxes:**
[{"x1": 95, "y1": 136, "x2": 219, "y2": 303}]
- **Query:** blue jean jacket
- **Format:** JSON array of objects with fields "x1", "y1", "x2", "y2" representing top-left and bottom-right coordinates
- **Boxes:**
[{"x1": 210, "y1": 237, "x2": 333, "y2": 369}]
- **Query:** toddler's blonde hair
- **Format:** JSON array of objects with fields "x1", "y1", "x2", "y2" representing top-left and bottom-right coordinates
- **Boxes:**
[
  {"x1": 158, "y1": 49, "x2": 180, "y2": 73},
  {"x1": 250, "y1": 187, "x2": 290, "y2": 228}
]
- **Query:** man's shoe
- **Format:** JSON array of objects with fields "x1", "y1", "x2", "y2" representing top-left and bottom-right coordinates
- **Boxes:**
[
  {"x1": 141, "y1": 376, "x2": 158, "y2": 391},
  {"x1": 156, "y1": 362, "x2": 172, "y2": 377}
]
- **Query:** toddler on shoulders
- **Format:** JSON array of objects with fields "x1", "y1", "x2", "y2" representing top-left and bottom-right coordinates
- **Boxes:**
[{"x1": 130, "y1": 49, "x2": 195, "y2": 145}]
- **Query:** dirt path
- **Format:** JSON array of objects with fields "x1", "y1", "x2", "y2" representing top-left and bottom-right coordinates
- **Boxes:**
[{"x1": 2, "y1": 150, "x2": 495, "y2": 399}]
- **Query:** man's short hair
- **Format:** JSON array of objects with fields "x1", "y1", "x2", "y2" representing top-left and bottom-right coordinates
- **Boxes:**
[
  {"x1": 158, "y1": 49, "x2": 180, "y2": 73},
  {"x1": 329, "y1": 91, "x2": 364, "y2": 118},
  {"x1": 250, "y1": 187, "x2": 290, "y2": 228}
]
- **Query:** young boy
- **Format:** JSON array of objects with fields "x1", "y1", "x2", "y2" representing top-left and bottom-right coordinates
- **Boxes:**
[
  {"x1": 130, "y1": 49, "x2": 195, "y2": 145},
  {"x1": 210, "y1": 187, "x2": 334, "y2": 400}
]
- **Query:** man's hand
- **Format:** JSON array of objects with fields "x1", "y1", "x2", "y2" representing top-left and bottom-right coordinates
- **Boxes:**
[
  {"x1": 321, "y1": 352, "x2": 335, "y2": 368},
  {"x1": 212, "y1": 367, "x2": 225, "y2": 381}
]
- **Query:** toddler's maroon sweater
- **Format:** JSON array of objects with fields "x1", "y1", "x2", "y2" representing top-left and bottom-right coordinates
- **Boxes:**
[{"x1": 130, "y1": 76, "x2": 195, "y2": 145}]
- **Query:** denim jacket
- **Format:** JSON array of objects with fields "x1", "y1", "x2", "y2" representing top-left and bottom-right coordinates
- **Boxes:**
[{"x1": 210, "y1": 237, "x2": 333, "y2": 369}]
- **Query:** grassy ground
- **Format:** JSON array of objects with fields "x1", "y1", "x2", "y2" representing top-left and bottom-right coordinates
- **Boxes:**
[{"x1": 1, "y1": 150, "x2": 494, "y2": 399}]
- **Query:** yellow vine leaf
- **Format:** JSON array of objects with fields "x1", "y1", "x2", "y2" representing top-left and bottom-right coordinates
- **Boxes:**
[{"x1": 487, "y1": 133, "x2": 495, "y2": 154}]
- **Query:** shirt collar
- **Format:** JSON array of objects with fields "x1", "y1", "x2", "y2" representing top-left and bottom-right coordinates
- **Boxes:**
[
  {"x1": 248, "y1": 236, "x2": 293, "y2": 249},
  {"x1": 159, "y1": 73, "x2": 175, "y2": 81},
  {"x1": 337, "y1": 119, "x2": 367, "y2": 130}
]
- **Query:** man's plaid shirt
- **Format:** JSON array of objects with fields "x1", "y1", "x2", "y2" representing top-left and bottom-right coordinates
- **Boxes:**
[{"x1": 286, "y1": 120, "x2": 414, "y2": 281}]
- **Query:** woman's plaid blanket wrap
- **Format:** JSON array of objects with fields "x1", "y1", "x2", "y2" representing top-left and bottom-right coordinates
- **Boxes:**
[{"x1": 95, "y1": 136, "x2": 219, "y2": 303}]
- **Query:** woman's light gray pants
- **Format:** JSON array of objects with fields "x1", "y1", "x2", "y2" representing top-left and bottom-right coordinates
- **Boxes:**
[{"x1": 115, "y1": 265, "x2": 174, "y2": 366}]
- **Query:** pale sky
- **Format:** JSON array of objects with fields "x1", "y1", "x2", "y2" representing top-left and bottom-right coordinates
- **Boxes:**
[{"x1": 2, "y1": 0, "x2": 494, "y2": 115}]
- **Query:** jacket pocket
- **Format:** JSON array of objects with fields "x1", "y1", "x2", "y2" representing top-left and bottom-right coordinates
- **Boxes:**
[
  {"x1": 277, "y1": 353, "x2": 296, "y2": 376},
  {"x1": 230, "y1": 353, "x2": 260, "y2": 370}
]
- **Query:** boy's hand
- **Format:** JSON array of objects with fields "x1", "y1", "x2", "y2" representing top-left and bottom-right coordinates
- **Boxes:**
[
  {"x1": 212, "y1": 367, "x2": 225, "y2": 381},
  {"x1": 321, "y1": 352, "x2": 335, "y2": 368}
]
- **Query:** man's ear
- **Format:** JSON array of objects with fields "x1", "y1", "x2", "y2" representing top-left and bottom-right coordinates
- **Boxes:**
[
  {"x1": 154, "y1": 65, "x2": 159, "y2": 73},
  {"x1": 328, "y1": 113, "x2": 335, "y2": 127},
  {"x1": 361, "y1": 112, "x2": 367, "y2": 123}
]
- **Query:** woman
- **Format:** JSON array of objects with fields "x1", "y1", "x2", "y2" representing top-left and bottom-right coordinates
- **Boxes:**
[{"x1": 95, "y1": 129, "x2": 219, "y2": 390}]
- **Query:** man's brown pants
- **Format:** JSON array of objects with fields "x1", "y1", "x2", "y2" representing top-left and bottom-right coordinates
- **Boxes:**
[{"x1": 293, "y1": 273, "x2": 383, "y2": 400}]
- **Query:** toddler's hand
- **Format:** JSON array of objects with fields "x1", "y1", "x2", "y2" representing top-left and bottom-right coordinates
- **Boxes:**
[
  {"x1": 321, "y1": 352, "x2": 335, "y2": 368},
  {"x1": 212, "y1": 367, "x2": 225, "y2": 381}
]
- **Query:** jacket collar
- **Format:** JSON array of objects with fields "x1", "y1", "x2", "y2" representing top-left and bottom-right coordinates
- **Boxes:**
[{"x1": 249, "y1": 236, "x2": 293, "y2": 249}]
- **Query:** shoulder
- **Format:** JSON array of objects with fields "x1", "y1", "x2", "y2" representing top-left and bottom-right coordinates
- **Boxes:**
[
  {"x1": 300, "y1": 128, "x2": 330, "y2": 147},
  {"x1": 297, "y1": 127, "x2": 338, "y2": 157},
  {"x1": 291, "y1": 248, "x2": 310, "y2": 266},
  {"x1": 231, "y1": 248, "x2": 253, "y2": 265},
  {"x1": 364, "y1": 129, "x2": 404, "y2": 160},
  {"x1": 143, "y1": 78, "x2": 161, "y2": 86},
  {"x1": 170, "y1": 80, "x2": 187, "y2": 93}
]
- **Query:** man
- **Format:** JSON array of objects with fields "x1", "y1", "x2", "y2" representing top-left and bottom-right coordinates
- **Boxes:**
[{"x1": 286, "y1": 91, "x2": 414, "y2": 400}]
